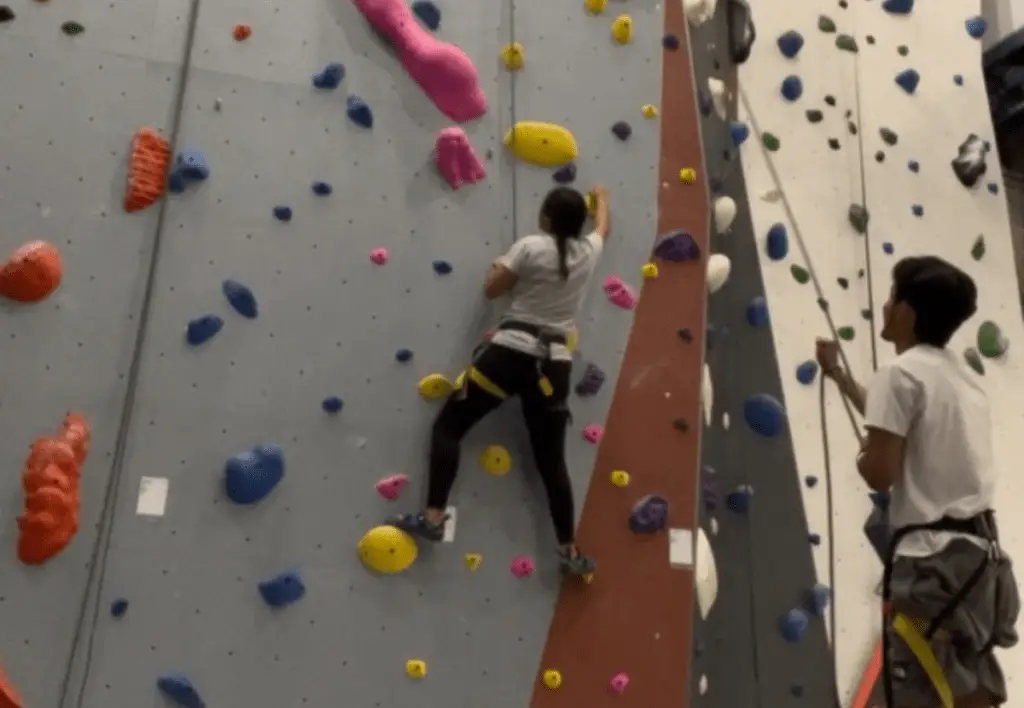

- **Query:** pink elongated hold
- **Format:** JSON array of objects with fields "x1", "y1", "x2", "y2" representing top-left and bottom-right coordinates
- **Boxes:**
[
  {"x1": 609, "y1": 672, "x2": 629, "y2": 694},
  {"x1": 370, "y1": 247, "x2": 389, "y2": 265},
  {"x1": 374, "y1": 473, "x2": 408, "y2": 500},
  {"x1": 602, "y1": 275, "x2": 636, "y2": 310},
  {"x1": 349, "y1": 0, "x2": 487, "y2": 122},
  {"x1": 434, "y1": 127, "x2": 486, "y2": 190},
  {"x1": 582, "y1": 424, "x2": 604, "y2": 444},
  {"x1": 509, "y1": 554, "x2": 534, "y2": 578}
]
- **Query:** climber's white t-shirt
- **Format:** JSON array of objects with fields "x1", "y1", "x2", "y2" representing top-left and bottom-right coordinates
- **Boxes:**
[
  {"x1": 864, "y1": 345, "x2": 997, "y2": 558},
  {"x1": 489, "y1": 231, "x2": 603, "y2": 362}
]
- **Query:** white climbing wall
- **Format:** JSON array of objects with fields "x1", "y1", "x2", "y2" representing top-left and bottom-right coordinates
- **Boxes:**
[{"x1": 738, "y1": 0, "x2": 1024, "y2": 702}]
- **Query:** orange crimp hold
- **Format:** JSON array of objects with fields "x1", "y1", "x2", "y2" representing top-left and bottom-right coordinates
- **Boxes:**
[
  {"x1": 232, "y1": 24, "x2": 252, "y2": 40},
  {"x1": 0, "y1": 663, "x2": 22, "y2": 708},
  {"x1": 0, "y1": 240, "x2": 62, "y2": 302},
  {"x1": 124, "y1": 127, "x2": 171, "y2": 213},
  {"x1": 17, "y1": 413, "x2": 91, "y2": 566}
]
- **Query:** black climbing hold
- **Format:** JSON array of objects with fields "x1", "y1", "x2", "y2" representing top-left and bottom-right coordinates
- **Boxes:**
[
  {"x1": 312, "y1": 181, "x2": 333, "y2": 195},
  {"x1": 698, "y1": 88, "x2": 712, "y2": 117},
  {"x1": 766, "y1": 223, "x2": 788, "y2": 260},
  {"x1": 954, "y1": 74, "x2": 964, "y2": 86},
  {"x1": 677, "y1": 327, "x2": 693, "y2": 342},
  {"x1": 965, "y1": 16, "x2": 987, "y2": 39},
  {"x1": 672, "y1": 418, "x2": 689, "y2": 432},
  {"x1": 824, "y1": 94, "x2": 836, "y2": 106},
  {"x1": 796, "y1": 360, "x2": 818, "y2": 384},
  {"x1": 186, "y1": 315, "x2": 224, "y2": 346},
  {"x1": 552, "y1": 163, "x2": 577, "y2": 184},
  {"x1": 225, "y1": 444, "x2": 285, "y2": 504},
  {"x1": 875, "y1": 151, "x2": 885, "y2": 163},
  {"x1": 952, "y1": 133, "x2": 989, "y2": 188},
  {"x1": 861, "y1": 309, "x2": 872, "y2": 320},
  {"x1": 791, "y1": 684, "x2": 805, "y2": 698},
  {"x1": 653, "y1": 230, "x2": 700, "y2": 262},
  {"x1": 395, "y1": 348, "x2": 413, "y2": 363},
  {"x1": 575, "y1": 363, "x2": 606, "y2": 396},
  {"x1": 432, "y1": 259, "x2": 453, "y2": 275},
  {"x1": 729, "y1": 121, "x2": 750, "y2": 146},
  {"x1": 411, "y1": 0, "x2": 441, "y2": 30},
  {"x1": 912, "y1": 204, "x2": 923, "y2": 217},
  {"x1": 895, "y1": 68, "x2": 920, "y2": 94},
  {"x1": 0, "y1": 5, "x2": 14, "y2": 22},
  {"x1": 744, "y1": 394, "x2": 785, "y2": 437},
  {"x1": 781, "y1": 75, "x2": 803, "y2": 101},
  {"x1": 694, "y1": 640, "x2": 705, "y2": 658},
  {"x1": 908, "y1": 159, "x2": 919, "y2": 173},
  {"x1": 882, "y1": 0, "x2": 913, "y2": 14},
  {"x1": 222, "y1": 279, "x2": 258, "y2": 319},
  {"x1": 726, "y1": 485, "x2": 752, "y2": 514},
  {"x1": 611, "y1": 121, "x2": 632, "y2": 141},
  {"x1": 259, "y1": 570, "x2": 306, "y2": 608},
  {"x1": 312, "y1": 63, "x2": 345, "y2": 90},
  {"x1": 322, "y1": 396, "x2": 343, "y2": 413},
  {"x1": 897, "y1": 44, "x2": 909, "y2": 56},
  {"x1": 346, "y1": 95, "x2": 373, "y2": 128},
  {"x1": 273, "y1": 205, "x2": 292, "y2": 221},
  {"x1": 746, "y1": 296, "x2": 769, "y2": 327},
  {"x1": 971, "y1": 235, "x2": 985, "y2": 261},
  {"x1": 988, "y1": 183, "x2": 999, "y2": 195},
  {"x1": 61, "y1": 20, "x2": 85, "y2": 35},
  {"x1": 866, "y1": 35, "x2": 875, "y2": 45},
  {"x1": 777, "y1": 30, "x2": 804, "y2": 58},
  {"x1": 880, "y1": 127, "x2": 898, "y2": 145},
  {"x1": 662, "y1": 34, "x2": 680, "y2": 50},
  {"x1": 726, "y1": 0, "x2": 756, "y2": 64},
  {"x1": 703, "y1": 482, "x2": 719, "y2": 512},
  {"x1": 828, "y1": 137, "x2": 841, "y2": 150},
  {"x1": 708, "y1": 174, "x2": 724, "y2": 193},
  {"x1": 780, "y1": 608, "x2": 810, "y2": 643},
  {"x1": 838, "y1": 0, "x2": 847, "y2": 7},
  {"x1": 837, "y1": 276, "x2": 849, "y2": 289},
  {"x1": 817, "y1": 297, "x2": 829, "y2": 311},
  {"x1": 818, "y1": 15, "x2": 836, "y2": 33},
  {"x1": 806, "y1": 109, "x2": 824, "y2": 124},
  {"x1": 805, "y1": 475, "x2": 818, "y2": 488},
  {"x1": 848, "y1": 204, "x2": 869, "y2": 233},
  {"x1": 835, "y1": 34, "x2": 858, "y2": 52},
  {"x1": 858, "y1": 268, "x2": 865, "y2": 278},
  {"x1": 809, "y1": 533, "x2": 821, "y2": 545},
  {"x1": 111, "y1": 598, "x2": 129, "y2": 618},
  {"x1": 157, "y1": 673, "x2": 205, "y2": 708},
  {"x1": 848, "y1": 121, "x2": 858, "y2": 136},
  {"x1": 628, "y1": 494, "x2": 669, "y2": 534}
]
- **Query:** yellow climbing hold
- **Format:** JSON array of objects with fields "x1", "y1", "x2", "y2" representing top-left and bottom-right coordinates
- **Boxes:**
[
  {"x1": 611, "y1": 14, "x2": 632, "y2": 44},
  {"x1": 584, "y1": 192, "x2": 597, "y2": 216},
  {"x1": 480, "y1": 444, "x2": 511, "y2": 476},
  {"x1": 584, "y1": 0, "x2": 606, "y2": 14},
  {"x1": 453, "y1": 369, "x2": 466, "y2": 389},
  {"x1": 566, "y1": 326, "x2": 578, "y2": 353},
  {"x1": 357, "y1": 525, "x2": 418, "y2": 574},
  {"x1": 542, "y1": 669, "x2": 562, "y2": 690},
  {"x1": 642, "y1": 104, "x2": 658, "y2": 118},
  {"x1": 641, "y1": 263, "x2": 658, "y2": 279},
  {"x1": 405, "y1": 659, "x2": 428, "y2": 679},
  {"x1": 679, "y1": 168, "x2": 697, "y2": 184},
  {"x1": 418, "y1": 373, "x2": 454, "y2": 400},
  {"x1": 464, "y1": 552, "x2": 482, "y2": 570},
  {"x1": 503, "y1": 122, "x2": 578, "y2": 168},
  {"x1": 500, "y1": 42, "x2": 524, "y2": 71},
  {"x1": 610, "y1": 469, "x2": 630, "y2": 487}
]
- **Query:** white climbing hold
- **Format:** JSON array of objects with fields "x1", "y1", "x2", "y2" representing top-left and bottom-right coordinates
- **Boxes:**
[
  {"x1": 707, "y1": 77, "x2": 728, "y2": 120},
  {"x1": 683, "y1": 0, "x2": 718, "y2": 27},
  {"x1": 714, "y1": 196, "x2": 737, "y2": 233},
  {"x1": 695, "y1": 527, "x2": 718, "y2": 620},
  {"x1": 699, "y1": 674, "x2": 708, "y2": 695},
  {"x1": 760, "y1": 188, "x2": 782, "y2": 203},
  {"x1": 707, "y1": 254, "x2": 731, "y2": 293},
  {"x1": 722, "y1": 412, "x2": 730, "y2": 430},
  {"x1": 701, "y1": 363, "x2": 713, "y2": 426},
  {"x1": 710, "y1": 517, "x2": 719, "y2": 535}
]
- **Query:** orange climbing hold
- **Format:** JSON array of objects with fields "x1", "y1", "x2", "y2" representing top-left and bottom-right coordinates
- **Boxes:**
[
  {"x1": 0, "y1": 663, "x2": 22, "y2": 708},
  {"x1": 232, "y1": 24, "x2": 252, "y2": 40},
  {"x1": 17, "y1": 413, "x2": 91, "y2": 565},
  {"x1": 124, "y1": 127, "x2": 171, "y2": 213},
  {"x1": 0, "y1": 240, "x2": 62, "y2": 302}
]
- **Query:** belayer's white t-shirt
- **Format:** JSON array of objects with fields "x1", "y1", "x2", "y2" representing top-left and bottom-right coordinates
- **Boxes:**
[
  {"x1": 489, "y1": 231, "x2": 603, "y2": 362},
  {"x1": 864, "y1": 344, "x2": 997, "y2": 558}
]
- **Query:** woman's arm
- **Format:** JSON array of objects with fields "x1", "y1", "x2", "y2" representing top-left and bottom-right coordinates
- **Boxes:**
[{"x1": 591, "y1": 185, "x2": 609, "y2": 239}]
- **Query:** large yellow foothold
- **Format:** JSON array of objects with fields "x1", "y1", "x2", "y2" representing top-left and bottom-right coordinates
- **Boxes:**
[
  {"x1": 679, "y1": 167, "x2": 697, "y2": 184},
  {"x1": 464, "y1": 552, "x2": 482, "y2": 570},
  {"x1": 500, "y1": 42, "x2": 524, "y2": 70},
  {"x1": 418, "y1": 373, "x2": 454, "y2": 400},
  {"x1": 584, "y1": 0, "x2": 606, "y2": 14},
  {"x1": 641, "y1": 263, "x2": 658, "y2": 279},
  {"x1": 642, "y1": 104, "x2": 658, "y2": 118},
  {"x1": 542, "y1": 669, "x2": 562, "y2": 690},
  {"x1": 358, "y1": 525, "x2": 418, "y2": 574},
  {"x1": 480, "y1": 444, "x2": 511, "y2": 476},
  {"x1": 611, "y1": 14, "x2": 632, "y2": 44},
  {"x1": 503, "y1": 122, "x2": 578, "y2": 168},
  {"x1": 610, "y1": 469, "x2": 631, "y2": 487},
  {"x1": 405, "y1": 659, "x2": 428, "y2": 679}
]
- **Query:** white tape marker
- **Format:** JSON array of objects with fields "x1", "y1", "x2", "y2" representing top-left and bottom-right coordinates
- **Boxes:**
[
  {"x1": 668, "y1": 528, "x2": 694, "y2": 569},
  {"x1": 443, "y1": 505, "x2": 457, "y2": 543},
  {"x1": 136, "y1": 477, "x2": 169, "y2": 517}
]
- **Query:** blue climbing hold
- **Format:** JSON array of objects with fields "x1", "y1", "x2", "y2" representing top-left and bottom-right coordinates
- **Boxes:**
[
  {"x1": 807, "y1": 583, "x2": 831, "y2": 617},
  {"x1": 322, "y1": 396, "x2": 343, "y2": 413},
  {"x1": 965, "y1": 15, "x2": 987, "y2": 39},
  {"x1": 780, "y1": 75, "x2": 803, "y2": 102},
  {"x1": 258, "y1": 570, "x2": 306, "y2": 608},
  {"x1": 273, "y1": 205, "x2": 292, "y2": 222},
  {"x1": 346, "y1": 95, "x2": 373, "y2": 128},
  {"x1": 912, "y1": 204, "x2": 923, "y2": 217},
  {"x1": 222, "y1": 279, "x2": 258, "y2": 319},
  {"x1": 553, "y1": 163, "x2": 577, "y2": 184},
  {"x1": 411, "y1": 0, "x2": 441, "y2": 30},
  {"x1": 653, "y1": 229, "x2": 700, "y2": 262},
  {"x1": 224, "y1": 444, "x2": 285, "y2": 505},
  {"x1": 881, "y1": 0, "x2": 913, "y2": 14},
  {"x1": 765, "y1": 223, "x2": 788, "y2": 260},
  {"x1": 908, "y1": 159, "x2": 919, "y2": 173},
  {"x1": 432, "y1": 259, "x2": 453, "y2": 275},
  {"x1": 662, "y1": 33, "x2": 680, "y2": 50},
  {"x1": 729, "y1": 121, "x2": 750, "y2": 147},
  {"x1": 796, "y1": 360, "x2": 818, "y2": 384},
  {"x1": 312, "y1": 181, "x2": 333, "y2": 196},
  {"x1": 780, "y1": 608, "x2": 810, "y2": 643},
  {"x1": 988, "y1": 183, "x2": 999, "y2": 195},
  {"x1": 777, "y1": 30, "x2": 804, "y2": 58},
  {"x1": 185, "y1": 315, "x2": 223, "y2": 346},
  {"x1": 953, "y1": 74, "x2": 963, "y2": 86},
  {"x1": 744, "y1": 393, "x2": 786, "y2": 437},
  {"x1": 746, "y1": 296, "x2": 769, "y2": 327},
  {"x1": 895, "y1": 68, "x2": 920, "y2": 94},
  {"x1": 111, "y1": 598, "x2": 129, "y2": 618},
  {"x1": 311, "y1": 62, "x2": 345, "y2": 90},
  {"x1": 167, "y1": 149, "x2": 210, "y2": 193},
  {"x1": 395, "y1": 348, "x2": 413, "y2": 363},
  {"x1": 726, "y1": 486, "x2": 752, "y2": 514},
  {"x1": 156, "y1": 673, "x2": 205, "y2": 708},
  {"x1": 882, "y1": 242, "x2": 894, "y2": 255}
]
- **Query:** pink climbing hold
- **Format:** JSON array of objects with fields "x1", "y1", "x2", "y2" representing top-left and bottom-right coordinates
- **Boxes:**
[
  {"x1": 582, "y1": 424, "x2": 604, "y2": 444},
  {"x1": 350, "y1": 0, "x2": 487, "y2": 122},
  {"x1": 370, "y1": 247, "x2": 389, "y2": 265},
  {"x1": 509, "y1": 554, "x2": 534, "y2": 578},
  {"x1": 602, "y1": 275, "x2": 636, "y2": 310},
  {"x1": 434, "y1": 127, "x2": 486, "y2": 190},
  {"x1": 609, "y1": 673, "x2": 629, "y2": 694},
  {"x1": 374, "y1": 473, "x2": 408, "y2": 500}
]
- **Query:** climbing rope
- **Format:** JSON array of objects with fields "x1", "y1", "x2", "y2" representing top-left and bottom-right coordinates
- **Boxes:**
[{"x1": 56, "y1": 0, "x2": 204, "y2": 705}]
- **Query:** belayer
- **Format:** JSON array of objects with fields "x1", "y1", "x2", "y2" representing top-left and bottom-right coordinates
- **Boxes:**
[
  {"x1": 816, "y1": 256, "x2": 1019, "y2": 707},
  {"x1": 387, "y1": 184, "x2": 610, "y2": 576}
]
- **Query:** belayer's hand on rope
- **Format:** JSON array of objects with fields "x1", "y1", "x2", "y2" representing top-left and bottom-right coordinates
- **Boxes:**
[{"x1": 815, "y1": 338, "x2": 842, "y2": 379}]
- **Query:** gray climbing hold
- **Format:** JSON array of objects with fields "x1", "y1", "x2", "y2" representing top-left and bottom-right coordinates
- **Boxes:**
[
  {"x1": 977, "y1": 321, "x2": 1009, "y2": 358},
  {"x1": 971, "y1": 235, "x2": 985, "y2": 261},
  {"x1": 895, "y1": 68, "x2": 920, "y2": 94},
  {"x1": 777, "y1": 30, "x2": 804, "y2": 58},
  {"x1": 781, "y1": 75, "x2": 803, "y2": 101},
  {"x1": 766, "y1": 223, "x2": 788, "y2": 260},
  {"x1": 848, "y1": 204, "x2": 869, "y2": 234},
  {"x1": 880, "y1": 127, "x2": 898, "y2": 146},
  {"x1": 157, "y1": 674, "x2": 205, "y2": 708},
  {"x1": 835, "y1": 34, "x2": 858, "y2": 52},
  {"x1": 818, "y1": 15, "x2": 836, "y2": 33},
  {"x1": 952, "y1": 134, "x2": 989, "y2": 188},
  {"x1": 611, "y1": 121, "x2": 632, "y2": 141},
  {"x1": 653, "y1": 230, "x2": 700, "y2": 262},
  {"x1": 964, "y1": 347, "x2": 985, "y2": 375},
  {"x1": 882, "y1": 0, "x2": 913, "y2": 13},
  {"x1": 806, "y1": 109, "x2": 824, "y2": 124}
]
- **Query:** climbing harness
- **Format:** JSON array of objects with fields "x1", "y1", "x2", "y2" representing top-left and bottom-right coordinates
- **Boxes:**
[{"x1": 458, "y1": 320, "x2": 567, "y2": 402}]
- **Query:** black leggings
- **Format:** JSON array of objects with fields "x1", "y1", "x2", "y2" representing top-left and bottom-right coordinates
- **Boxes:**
[{"x1": 427, "y1": 343, "x2": 576, "y2": 545}]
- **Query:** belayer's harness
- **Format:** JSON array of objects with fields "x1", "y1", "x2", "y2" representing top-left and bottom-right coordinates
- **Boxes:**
[
  {"x1": 460, "y1": 320, "x2": 567, "y2": 401},
  {"x1": 881, "y1": 510, "x2": 1002, "y2": 708}
]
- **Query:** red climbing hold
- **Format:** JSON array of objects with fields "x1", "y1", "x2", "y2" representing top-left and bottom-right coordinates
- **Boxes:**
[
  {"x1": 0, "y1": 663, "x2": 22, "y2": 708},
  {"x1": 0, "y1": 240, "x2": 63, "y2": 302}
]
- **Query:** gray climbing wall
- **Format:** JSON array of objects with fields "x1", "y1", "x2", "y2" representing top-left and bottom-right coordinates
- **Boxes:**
[{"x1": 0, "y1": 0, "x2": 664, "y2": 705}]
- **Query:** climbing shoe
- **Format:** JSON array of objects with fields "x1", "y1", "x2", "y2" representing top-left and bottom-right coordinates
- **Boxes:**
[
  {"x1": 388, "y1": 512, "x2": 447, "y2": 542},
  {"x1": 558, "y1": 547, "x2": 596, "y2": 576}
]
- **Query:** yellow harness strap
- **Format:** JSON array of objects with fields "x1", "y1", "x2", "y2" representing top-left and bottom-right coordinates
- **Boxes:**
[{"x1": 891, "y1": 613, "x2": 954, "y2": 708}]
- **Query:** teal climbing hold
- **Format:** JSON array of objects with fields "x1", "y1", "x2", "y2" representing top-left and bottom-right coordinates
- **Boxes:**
[{"x1": 744, "y1": 394, "x2": 786, "y2": 437}]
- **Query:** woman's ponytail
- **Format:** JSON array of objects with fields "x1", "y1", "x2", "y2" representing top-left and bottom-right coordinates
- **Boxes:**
[{"x1": 556, "y1": 236, "x2": 570, "y2": 280}]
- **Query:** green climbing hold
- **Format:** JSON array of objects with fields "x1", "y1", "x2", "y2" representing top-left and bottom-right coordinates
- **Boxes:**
[
  {"x1": 61, "y1": 20, "x2": 85, "y2": 35},
  {"x1": 977, "y1": 321, "x2": 1009, "y2": 358},
  {"x1": 848, "y1": 204, "x2": 869, "y2": 234},
  {"x1": 838, "y1": 326, "x2": 855, "y2": 341},
  {"x1": 762, "y1": 132, "x2": 780, "y2": 151},
  {"x1": 836, "y1": 34, "x2": 858, "y2": 52},
  {"x1": 971, "y1": 235, "x2": 985, "y2": 261},
  {"x1": 790, "y1": 264, "x2": 810, "y2": 284},
  {"x1": 880, "y1": 128, "x2": 898, "y2": 146},
  {"x1": 897, "y1": 45, "x2": 909, "y2": 56},
  {"x1": 964, "y1": 347, "x2": 985, "y2": 375},
  {"x1": 818, "y1": 15, "x2": 837, "y2": 33}
]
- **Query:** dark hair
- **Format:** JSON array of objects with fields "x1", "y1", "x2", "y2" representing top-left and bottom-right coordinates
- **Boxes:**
[
  {"x1": 891, "y1": 255, "x2": 977, "y2": 347},
  {"x1": 540, "y1": 187, "x2": 587, "y2": 280}
]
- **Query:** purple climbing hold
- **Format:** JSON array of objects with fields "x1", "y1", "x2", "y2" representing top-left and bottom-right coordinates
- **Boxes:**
[
  {"x1": 965, "y1": 15, "x2": 987, "y2": 39},
  {"x1": 552, "y1": 163, "x2": 577, "y2": 184},
  {"x1": 662, "y1": 33, "x2": 680, "y2": 50},
  {"x1": 259, "y1": 570, "x2": 306, "y2": 608},
  {"x1": 781, "y1": 75, "x2": 803, "y2": 101},
  {"x1": 186, "y1": 315, "x2": 223, "y2": 346},
  {"x1": 222, "y1": 279, "x2": 258, "y2": 319},
  {"x1": 224, "y1": 444, "x2": 285, "y2": 504},
  {"x1": 628, "y1": 494, "x2": 669, "y2": 534},
  {"x1": 895, "y1": 68, "x2": 920, "y2": 94},
  {"x1": 273, "y1": 205, "x2": 292, "y2": 221},
  {"x1": 157, "y1": 673, "x2": 205, "y2": 708},
  {"x1": 766, "y1": 223, "x2": 788, "y2": 260},
  {"x1": 780, "y1": 608, "x2": 810, "y2": 643},
  {"x1": 882, "y1": 242, "x2": 894, "y2": 255},
  {"x1": 575, "y1": 362, "x2": 606, "y2": 396},
  {"x1": 744, "y1": 393, "x2": 786, "y2": 437},
  {"x1": 653, "y1": 229, "x2": 700, "y2": 262},
  {"x1": 881, "y1": 0, "x2": 913, "y2": 14},
  {"x1": 611, "y1": 121, "x2": 632, "y2": 141},
  {"x1": 777, "y1": 30, "x2": 804, "y2": 58}
]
